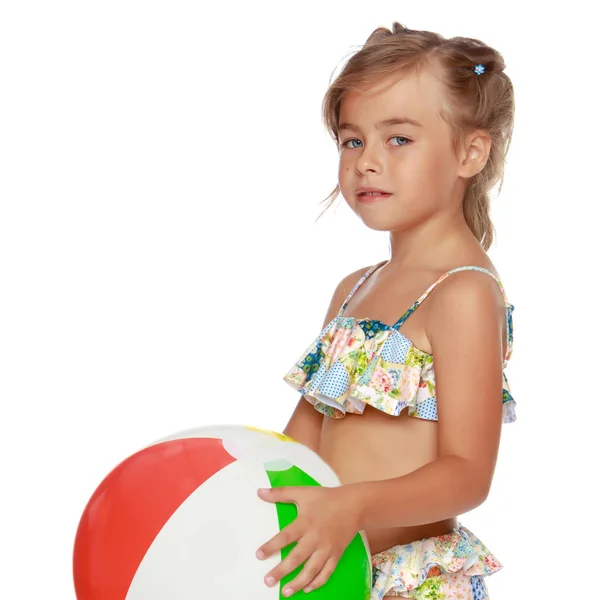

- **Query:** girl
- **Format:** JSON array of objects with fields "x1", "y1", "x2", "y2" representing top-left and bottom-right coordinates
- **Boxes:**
[{"x1": 256, "y1": 22, "x2": 516, "y2": 600}]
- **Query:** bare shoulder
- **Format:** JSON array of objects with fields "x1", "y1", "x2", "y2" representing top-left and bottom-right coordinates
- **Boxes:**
[
  {"x1": 322, "y1": 264, "x2": 374, "y2": 326},
  {"x1": 429, "y1": 265, "x2": 506, "y2": 313},
  {"x1": 425, "y1": 264, "x2": 508, "y2": 354},
  {"x1": 337, "y1": 264, "x2": 375, "y2": 300}
]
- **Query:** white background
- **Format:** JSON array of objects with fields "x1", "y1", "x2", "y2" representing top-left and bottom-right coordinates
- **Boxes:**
[{"x1": 1, "y1": 1, "x2": 598, "y2": 598}]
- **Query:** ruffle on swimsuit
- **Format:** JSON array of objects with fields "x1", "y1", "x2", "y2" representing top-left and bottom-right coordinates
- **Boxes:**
[
  {"x1": 283, "y1": 261, "x2": 516, "y2": 422},
  {"x1": 370, "y1": 524, "x2": 503, "y2": 598}
]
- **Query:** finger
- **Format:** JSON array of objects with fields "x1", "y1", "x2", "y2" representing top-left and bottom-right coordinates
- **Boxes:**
[
  {"x1": 262, "y1": 536, "x2": 314, "y2": 588},
  {"x1": 280, "y1": 550, "x2": 330, "y2": 598},
  {"x1": 256, "y1": 520, "x2": 303, "y2": 560},
  {"x1": 257, "y1": 486, "x2": 300, "y2": 505},
  {"x1": 302, "y1": 556, "x2": 339, "y2": 593}
]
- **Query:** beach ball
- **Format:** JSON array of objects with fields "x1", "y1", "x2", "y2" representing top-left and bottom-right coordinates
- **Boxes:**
[{"x1": 73, "y1": 424, "x2": 372, "y2": 600}]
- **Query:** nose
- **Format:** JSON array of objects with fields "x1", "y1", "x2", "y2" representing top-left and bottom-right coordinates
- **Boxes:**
[{"x1": 355, "y1": 144, "x2": 383, "y2": 175}]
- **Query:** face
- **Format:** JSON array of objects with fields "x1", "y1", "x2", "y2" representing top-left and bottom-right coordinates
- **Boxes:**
[{"x1": 337, "y1": 68, "x2": 468, "y2": 232}]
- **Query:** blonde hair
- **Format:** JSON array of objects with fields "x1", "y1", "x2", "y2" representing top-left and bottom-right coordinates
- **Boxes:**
[{"x1": 319, "y1": 22, "x2": 515, "y2": 251}]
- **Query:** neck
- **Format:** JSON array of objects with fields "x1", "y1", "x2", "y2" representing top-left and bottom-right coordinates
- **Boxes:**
[{"x1": 387, "y1": 211, "x2": 477, "y2": 271}]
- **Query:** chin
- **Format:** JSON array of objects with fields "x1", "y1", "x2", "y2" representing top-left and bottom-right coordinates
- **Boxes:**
[{"x1": 354, "y1": 211, "x2": 397, "y2": 232}]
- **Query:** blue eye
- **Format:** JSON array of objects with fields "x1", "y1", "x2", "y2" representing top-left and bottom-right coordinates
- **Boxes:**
[
  {"x1": 342, "y1": 139, "x2": 362, "y2": 149},
  {"x1": 340, "y1": 136, "x2": 411, "y2": 149}
]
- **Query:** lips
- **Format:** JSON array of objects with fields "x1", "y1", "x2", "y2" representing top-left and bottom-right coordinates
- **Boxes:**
[
  {"x1": 356, "y1": 189, "x2": 392, "y2": 203},
  {"x1": 356, "y1": 187, "x2": 391, "y2": 195}
]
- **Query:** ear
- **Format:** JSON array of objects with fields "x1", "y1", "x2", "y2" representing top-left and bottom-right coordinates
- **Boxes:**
[{"x1": 457, "y1": 130, "x2": 492, "y2": 178}]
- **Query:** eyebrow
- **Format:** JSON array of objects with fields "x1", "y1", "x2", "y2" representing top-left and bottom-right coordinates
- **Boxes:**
[{"x1": 338, "y1": 117, "x2": 423, "y2": 132}]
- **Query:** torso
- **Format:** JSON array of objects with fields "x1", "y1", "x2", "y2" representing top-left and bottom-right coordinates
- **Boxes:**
[
  {"x1": 315, "y1": 259, "x2": 503, "y2": 554},
  {"x1": 319, "y1": 406, "x2": 456, "y2": 554}
]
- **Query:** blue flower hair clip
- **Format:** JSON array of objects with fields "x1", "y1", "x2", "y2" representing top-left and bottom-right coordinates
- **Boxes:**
[{"x1": 474, "y1": 63, "x2": 486, "y2": 75}]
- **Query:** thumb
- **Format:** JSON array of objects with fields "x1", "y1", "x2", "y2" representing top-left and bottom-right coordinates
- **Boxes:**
[{"x1": 257, "y1": 486, "x2": 298, "y2": 504}]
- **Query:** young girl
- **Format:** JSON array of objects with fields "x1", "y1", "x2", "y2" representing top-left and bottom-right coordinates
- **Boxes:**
[{"x1": 256, "y1": 22, "x2": 516, "y2": 600}]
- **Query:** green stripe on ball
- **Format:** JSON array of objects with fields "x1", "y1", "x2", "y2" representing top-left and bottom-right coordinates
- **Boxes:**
[{"x1": 265, "y1": 465, "x2": 371, "y2": 599}]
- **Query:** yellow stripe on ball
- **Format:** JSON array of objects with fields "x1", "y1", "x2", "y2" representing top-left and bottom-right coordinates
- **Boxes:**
[{"x1": 246, "y1": 426, "x2": 296, "y2": 443}]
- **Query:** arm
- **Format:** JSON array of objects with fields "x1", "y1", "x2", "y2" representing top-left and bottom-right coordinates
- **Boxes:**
[
  {"x1": 352, "y1": 271, "x2": 506, "y2": 528},
  {"x1": 282, "y1": 266, "x2": 372, "y2": 453},
  {"x1": 282, "y1": 399, "x2": 323, "y2": 454}
]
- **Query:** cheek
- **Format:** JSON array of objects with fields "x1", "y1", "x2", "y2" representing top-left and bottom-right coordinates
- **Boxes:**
[
  {"x1": 338, "y1": 161, "x2": 354, "y2": 199},
  {"x1": 428, "y1": 145, "x2": 458, "y2": 180},
  {"x1": 338, "y1": 155, "x2": 351, "y2": 176},
  {"x1": 405, "y1": 151, "x2": 453, "y2": 192}
]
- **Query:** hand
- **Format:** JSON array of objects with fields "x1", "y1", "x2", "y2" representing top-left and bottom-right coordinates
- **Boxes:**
[{"x1": 255, "y1": 484, "x2": 363, "y2": 597}]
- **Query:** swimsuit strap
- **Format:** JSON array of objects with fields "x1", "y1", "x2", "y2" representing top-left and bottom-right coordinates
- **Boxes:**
[
  {"x1": 337, "y1": 260, "x2": 387, "y2": 318},
  {"x1": 392, "y1": 266, "x2": 513, "y2": 360},
  {"x1": 393, "y1": 266, "x2": 510, "y2": 329}
]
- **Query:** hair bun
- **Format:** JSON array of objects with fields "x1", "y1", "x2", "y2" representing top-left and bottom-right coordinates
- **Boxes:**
[{"x1": 392, "y1": 21, "x2": 410, "y2": 34}]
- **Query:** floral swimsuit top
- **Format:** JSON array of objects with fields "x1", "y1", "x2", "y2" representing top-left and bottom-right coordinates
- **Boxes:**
[{"x1": 283, "y1": 261, "x2": 516, "y2": 423}]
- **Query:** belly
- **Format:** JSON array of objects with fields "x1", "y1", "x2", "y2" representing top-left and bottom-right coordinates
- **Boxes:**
[{"x1": 318, "y1": 405, "x2": 457, "y2": 554}]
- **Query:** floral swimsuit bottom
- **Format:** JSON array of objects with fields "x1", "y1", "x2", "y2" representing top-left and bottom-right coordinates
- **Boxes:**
[{"x1": 283, "y1": 262, "x2": 516, "y2": 599}]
